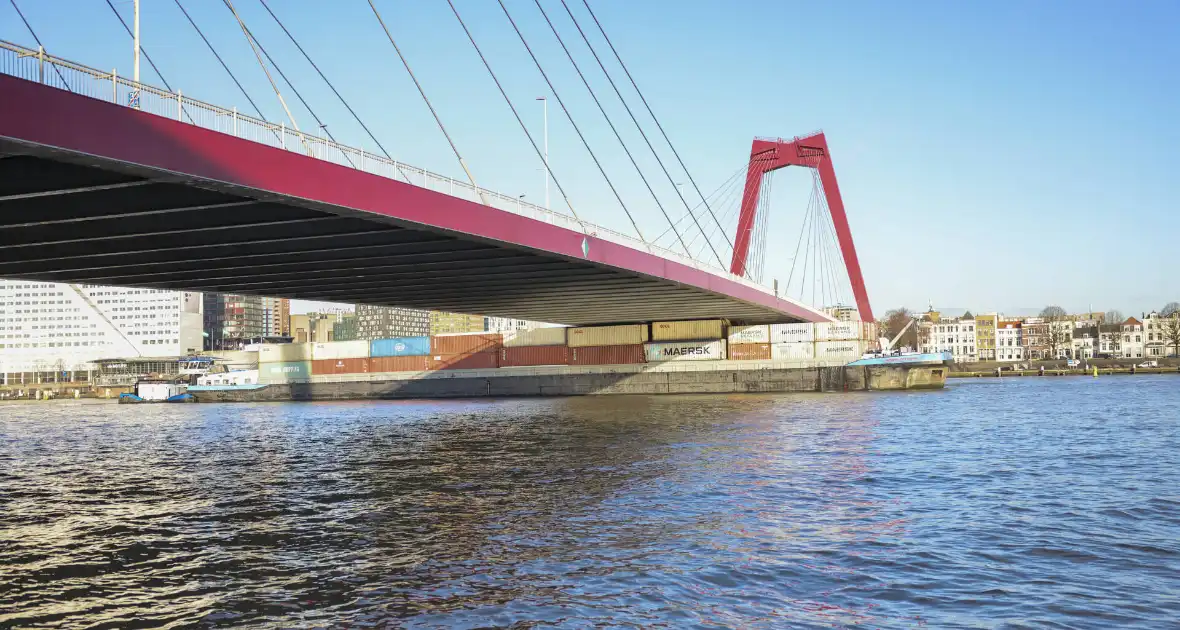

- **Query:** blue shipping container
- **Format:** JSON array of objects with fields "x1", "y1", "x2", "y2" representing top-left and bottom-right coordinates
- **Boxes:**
[{"x1": 370, "y1": 336, "x2": 431, "y2": 357}]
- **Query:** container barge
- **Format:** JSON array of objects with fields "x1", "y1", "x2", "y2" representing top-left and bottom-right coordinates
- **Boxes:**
[{"x1": 187, "y1": 321, "x2": 949, "y2": 402}]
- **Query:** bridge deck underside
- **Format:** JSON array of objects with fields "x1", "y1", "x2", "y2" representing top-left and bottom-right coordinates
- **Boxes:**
[
  {"x1": 0, "y1": 148, "x2": 803, "y2": 326},
  {"x1": 0, "y1": 73, "x2": 828, "y2": 326}
]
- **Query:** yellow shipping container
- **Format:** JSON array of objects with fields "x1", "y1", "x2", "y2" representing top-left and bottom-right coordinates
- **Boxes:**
[
  {"x1": 651, "y1": 319, "x2": 725, "y2": 342},
  {"x1": 567, "y1": 324, "x2": 649, "y2": 347},
  {"x1": 502, "y1": 327, "x2": 568, "y2": 347}
]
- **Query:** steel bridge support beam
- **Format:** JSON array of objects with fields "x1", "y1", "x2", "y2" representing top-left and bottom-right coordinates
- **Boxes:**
[{"x1": 729, "y1": 133, "x2": 873, "y2": 322}]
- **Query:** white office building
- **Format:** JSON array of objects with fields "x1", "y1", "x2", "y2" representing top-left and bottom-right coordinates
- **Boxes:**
[
  {"x1": 0, "y1": 280, "x2": 204, "y2": 376},
  {"x1": 1071, "y1": 326, "x2": 1098, "y2": 360},
  {"x1": 996, "y1": 321, "x2": 1024, "y2": 362},
  {"x1": 1142, "y1": 312, "x2": 1170, "y2": 359},
  {"x1": 1120, "y1": 317, "x2": 1145, "y2": 359},
  {"x1": 919, "y1": 318, "x2": 977, "y2": 363}
]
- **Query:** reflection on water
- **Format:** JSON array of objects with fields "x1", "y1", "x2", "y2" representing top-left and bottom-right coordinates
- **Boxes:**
[{"x1": 2, "y1": 377, "x2": 1179, "y2": 628}]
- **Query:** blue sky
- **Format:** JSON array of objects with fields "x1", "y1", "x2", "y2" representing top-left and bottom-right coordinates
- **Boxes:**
[{"x1": 4, "y1": 1, "x2": 1177, "y2": 317}]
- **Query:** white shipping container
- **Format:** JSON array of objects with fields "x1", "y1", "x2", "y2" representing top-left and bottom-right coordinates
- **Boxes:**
[
  {"x1": 644, "y1": 340, "x2": 726, "y2": 362},
  {"x1": 814, "y1": 340, "x2": 868, "y2": 360},
  {"x1": 651, "y1": 319, "x2": 725, "y2": 341},
  {"x1": 728, "y1": 324, "x2": 770, "y2": 344},
  {"x1": 770, "y1": 323, "x2": 815, "y2": 344},
  {"x1": 311, "y1": 340, "x2": 370, "y2": 360},
  {"x1": 502, "y1": 327, "x2": 568, "y2": 347},
  {"x1": 814, "y1": 321, "x2": 861, "y2": 341},
  {"x1": 770, "y1": 342, "x2": 815, "y2": 360},
  {"x1": 258, "y1": 343, "x2": 312, "y2": 363},
  {"x1": 567, "y1": 324, "x2": 649, "y2": 347}
]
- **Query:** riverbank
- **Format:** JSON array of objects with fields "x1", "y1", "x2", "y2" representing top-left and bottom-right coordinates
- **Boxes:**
[{"x1": 951, "y1": 367, "x2": 1180, "y2": 378}]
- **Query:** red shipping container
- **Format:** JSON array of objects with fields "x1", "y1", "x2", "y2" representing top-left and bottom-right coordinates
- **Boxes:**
[
  {"x1": 370, "y1": 355, "x2": 430, "y2": 373},
  {"x1": 429, "y1": 352, "x2": 499, "y2": 371},
  {"x1": 500, "y1": 346, "x2": 569, "y2": 367},
  {"x1": 430, "y1": 333, "x2": 503, "y2": 355},
  {"x1": 568, "y1": 344, "x2": 646, "y2": 366},
  {"x1": 311, "y1": 358, "x2": 370, "y2": 375},
  {"x1": 727, "y1": 343, "x2": 772, "y2": 360}
]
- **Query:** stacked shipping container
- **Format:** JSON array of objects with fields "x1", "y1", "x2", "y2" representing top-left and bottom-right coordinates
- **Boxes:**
[
  {"x1": 646, "y1": 320, "x2": 726, "y2": 362},
  {"x1": 501, "y1": 327, "x2": 569, "y2": 367},
  {"x1": 369, "y1": 336, "x2": 430, "y2": 373},
  {"x1": 310, "y1": 340, "x2": 370, "y2": 375},
  {"x1": 567, "y1": 324, "x2": 648, "y2": 366},
  {"x1": 259, "y1": 342, "x2": 312, "y2": 384},
  {"x1": 251, "y1": 319, "x2": 878, "y2": 383},
  {"x1": 728, "y1": 324, "x2": 771, "y2": 360},
  {"x1": 766, "y1": 322, "x2": 875, "y2": 362},
  {"x1": 430, "y1": 332, "x2": 501, "y2": 370}
]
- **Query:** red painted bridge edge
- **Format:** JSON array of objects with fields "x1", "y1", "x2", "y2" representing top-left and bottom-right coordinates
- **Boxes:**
[{"x1": 0, "y1": 74, "x2": 830, "y2": 323}]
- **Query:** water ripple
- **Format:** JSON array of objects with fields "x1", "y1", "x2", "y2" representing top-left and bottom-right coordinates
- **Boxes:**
[{"x1": 2, "y1": 377, "x2": 1179, "y2": 628}]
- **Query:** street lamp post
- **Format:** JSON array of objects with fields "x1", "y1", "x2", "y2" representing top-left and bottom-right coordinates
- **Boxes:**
[
  {"x1": 133, "y1": 0, "x2": 140, "y2": 82},
  {"x1": 536, "y1": 96, "x2": 549, "y2": 210}
]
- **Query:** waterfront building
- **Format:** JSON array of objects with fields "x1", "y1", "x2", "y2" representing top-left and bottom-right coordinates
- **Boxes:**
[
  {"x1": 823, "y1": 305, "x2": 860, "y2": 322},
  {"x1": 1021, "y1": 319, "x2": 1047, "y2": 360},
  {"x1": 356, "y1": 305, "x2": 431, "y2": 339},
  {"x1": 1120, "y1": 317, "x2": 1145, "y2": 359},
  {"x1": 484, "y1": 317, "x2": 559, "y2": 334},
  {"x1": 919, "y1": 318, "x2": 976, "y2": 363},
  {"x1": 290, "y1": 313, "x2": 310, "y2": 343},
  {"x1": 1098, "y1": 324, "x2": 1123, "y2": 357},
  {"x1": 996, "y1": 321, "x2": 1024, "y2": 362},
  {"x1": 261, "y1": 297, "x2": 290, "y2": 337},
  {"x1": 1050, "y1": 320, "x2": 1075, "y2": 359},
  {"x1": 1143, "y1": 312, "x2": 1169, "y2": 359},
  {"x1": 975, "y1": 314, "x2": 999, "y2": 361},
  {"x1": 1072, "y1": 326, "x2": 1098, "y2": 360},
  {"x1": 1072, "y1": 312, "x2": 1104, "y2": 328},
  {"x1": 289, "y1": 311, "x2": 347, "y2": 343},
  {"x1": 332, "y1": 314, "x2": 359, "y2": 342},
  {"x1": 203, "y1": 293, "x2": 264, "y2": 350},
  {"x1": 430, "y1": 311, "x2": 486, "y2": 335},
  {"x1": 0, "y1": 280, "x2": 204, "y2": 378},
  {"x1": 308, "y1": 311, "x2": 350, "y2": 343}
]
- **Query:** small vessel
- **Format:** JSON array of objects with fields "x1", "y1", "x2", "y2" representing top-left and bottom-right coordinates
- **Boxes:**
[
  {"x1": 118, "y1": 380, "x2": 195, "y2": 404},
  {"x1": 846, "y1": 351, "x2": 952, "y2": 367},
  {"x1": 846, "y1": 318, "x2": 952, "y2": 367}
]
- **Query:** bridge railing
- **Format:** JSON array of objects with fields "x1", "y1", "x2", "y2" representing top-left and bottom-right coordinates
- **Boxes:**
[{"x1": 0, "y1": 40, "x2": 789, "y2": 300}]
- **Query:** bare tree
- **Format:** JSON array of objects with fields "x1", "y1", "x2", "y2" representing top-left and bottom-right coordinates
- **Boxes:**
[
  {"x1": 1103, "y1": 324, "x2": 1123, "y2": 357},
  {"x1": 1047, "y1": 323, "x2": 1073, "y2": 359},
  {"x1": 1165, "y1": 316, "x2": 1180, "y2": 358},
  {"x1": 1105, "y1": 310, "x2": 1124, "y2": 325},
  {"x1": 1040, "y1": 305, "x2": 1067, "y2": 320},
  {"x1": 1162, "y1": 302, "x2": 1180, "y2": 317},
  {"x1": 879, "y1": 307, "x2": 917, "y2": 349},
  {"x1": 1039, "y1": 306, "x2": 1070, "y2": 359}
]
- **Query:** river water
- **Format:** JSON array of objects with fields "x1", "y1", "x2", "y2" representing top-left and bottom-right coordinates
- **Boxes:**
[{"x1": 2, "y1": 376, "x2": 1179, "y2": 628}]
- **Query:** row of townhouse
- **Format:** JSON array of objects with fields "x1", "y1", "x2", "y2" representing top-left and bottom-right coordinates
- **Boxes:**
[
  {"x1": 918, "y1": 312, "x2": 1029, "y2": 363},
  {"x1": 1096, "y1": 313, "x2": 1178, "y2": 360},
  {"x1": 919, "y1": 310, "x2": 1179, "y2": 363}
]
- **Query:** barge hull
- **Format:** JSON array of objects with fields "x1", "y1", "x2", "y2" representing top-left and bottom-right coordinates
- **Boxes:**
[{"x1": 190, "y1": 363, "x2": 947, "y2": 402}]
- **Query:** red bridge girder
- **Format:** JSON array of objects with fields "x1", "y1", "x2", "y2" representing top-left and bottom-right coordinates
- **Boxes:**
[{"x1": 729, "y1": 133, "x2": 874, "y2": 322}]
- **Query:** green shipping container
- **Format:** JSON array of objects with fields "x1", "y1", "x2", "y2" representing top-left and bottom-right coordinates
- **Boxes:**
[{"x1": 259, "y1": 360, "x2": 312, "y2": 383}]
